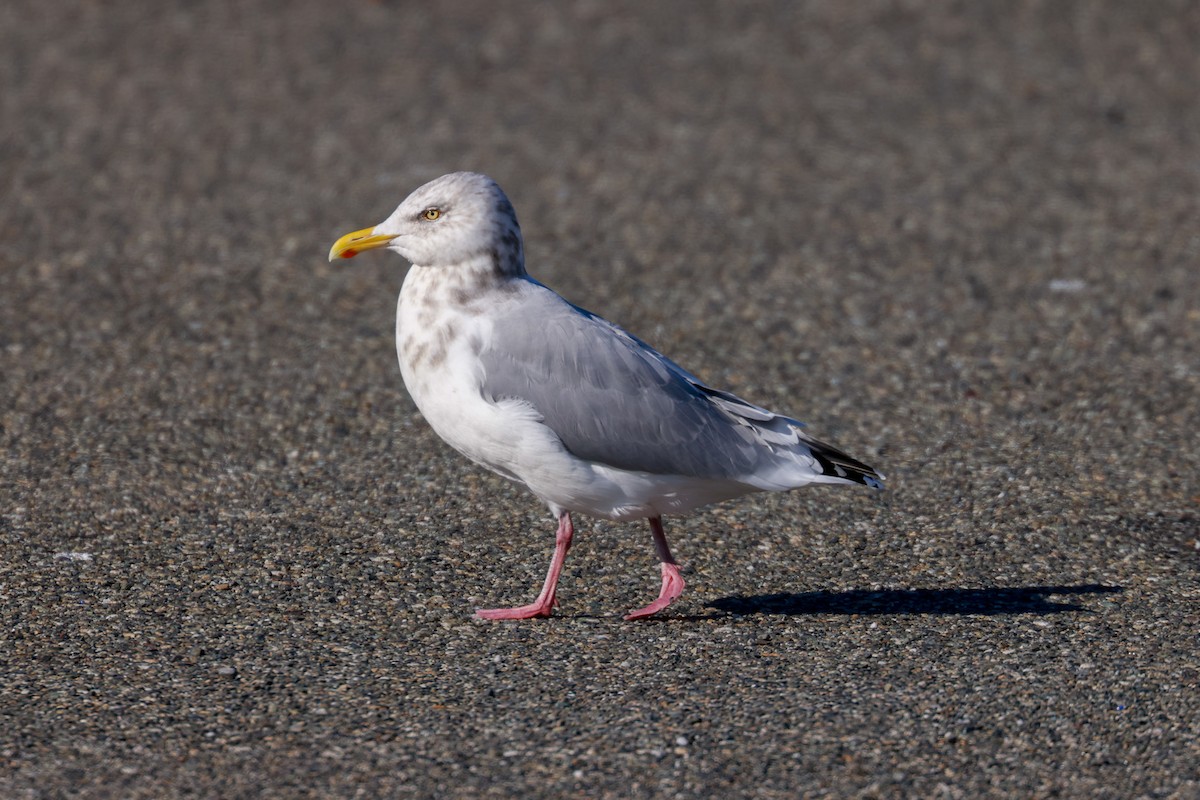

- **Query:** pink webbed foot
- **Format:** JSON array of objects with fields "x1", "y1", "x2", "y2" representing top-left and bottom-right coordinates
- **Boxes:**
[
  {"x1": 475, "y1": 512, "x2": 573, "y2": 621},
  {"x1": 475, "y1": 598, "x2": 556, "y2": 620},
  {"x1": 624, "y1": 561, "x2": 686, "y2": 620},
  {"x1": 624, "y1": 516, "x2": 685, "y2": 620}
]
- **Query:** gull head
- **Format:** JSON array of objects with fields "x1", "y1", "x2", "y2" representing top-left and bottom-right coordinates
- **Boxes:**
[{"x1": 329, "y1": 172, "x2": 525, "y2": 276}]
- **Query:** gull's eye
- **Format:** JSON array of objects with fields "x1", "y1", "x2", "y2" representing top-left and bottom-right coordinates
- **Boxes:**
[{"x1": 421, "y1": 208, "x2": 442, "y2": 221}]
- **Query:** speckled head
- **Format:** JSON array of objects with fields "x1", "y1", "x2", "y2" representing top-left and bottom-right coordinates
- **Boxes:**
[{"x1": 329, "y1": 172, "x2": 526, "y2": 278}]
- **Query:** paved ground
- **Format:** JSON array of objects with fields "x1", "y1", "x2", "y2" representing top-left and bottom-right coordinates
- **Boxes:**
[{"x1": 2, "y1": 2, "x2": 1198, "y2": 798}]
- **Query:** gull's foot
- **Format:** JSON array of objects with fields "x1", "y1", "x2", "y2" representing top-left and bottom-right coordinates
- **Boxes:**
[
  {"x1": 624, "y1": 563, "x2": 685, "y2": 620},
  {"x1": 475, "y1": 601, "x2": 554, "y2": 620}
]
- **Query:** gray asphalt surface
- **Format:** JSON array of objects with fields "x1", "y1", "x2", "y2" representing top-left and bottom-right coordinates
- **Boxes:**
[{"x1": 2, "y1": 2, "x2": 1198, "y2": 798}]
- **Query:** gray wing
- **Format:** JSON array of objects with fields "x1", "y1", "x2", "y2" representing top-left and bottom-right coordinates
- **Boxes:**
[{"x1": 479, "y1": 286, "x2": 866, "y2": 483}]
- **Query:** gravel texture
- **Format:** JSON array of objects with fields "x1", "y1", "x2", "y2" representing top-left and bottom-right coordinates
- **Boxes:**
[{"x1": 2, "y1": 2, "x2": 1198, "y2": 798}]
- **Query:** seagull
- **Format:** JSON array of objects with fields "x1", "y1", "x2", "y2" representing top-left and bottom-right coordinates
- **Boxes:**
[{"x1": 329, "y1": 172, "x2": 883, "y2": 620}]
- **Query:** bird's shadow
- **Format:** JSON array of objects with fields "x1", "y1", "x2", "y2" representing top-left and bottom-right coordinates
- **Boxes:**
[{"x1": 704, "y1": 584, "x2": 1123, "y2": 617}]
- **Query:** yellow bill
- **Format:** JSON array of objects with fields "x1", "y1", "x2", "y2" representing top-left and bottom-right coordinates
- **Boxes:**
[{"x1": 328, "y1": 226, "x2": 398, "y2": 262}]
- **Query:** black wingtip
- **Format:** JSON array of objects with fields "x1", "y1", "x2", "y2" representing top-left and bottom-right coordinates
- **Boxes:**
[{"x1": 808, "y1": 439, "x2": 885, "y2": 489}]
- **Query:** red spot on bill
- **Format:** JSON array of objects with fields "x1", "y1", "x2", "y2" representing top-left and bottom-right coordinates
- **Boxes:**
[{"x1": 341, "y1": 248, "x2": 358, "y2": 259}]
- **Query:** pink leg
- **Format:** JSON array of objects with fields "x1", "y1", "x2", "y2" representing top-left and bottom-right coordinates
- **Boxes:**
[
  {"x1": 476, "y1": 512, "x2": 573, "y2": 620},
  {"x1": 624, "y1": 516, "x2": 686, "y2": 620}
]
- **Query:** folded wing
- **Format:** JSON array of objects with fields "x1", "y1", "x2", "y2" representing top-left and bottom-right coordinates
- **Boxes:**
[{"x1": 478, "y1": 284, "x2": 883, "y2": 490}]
